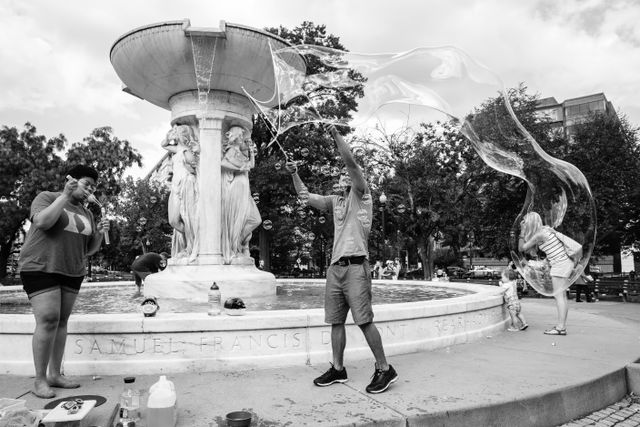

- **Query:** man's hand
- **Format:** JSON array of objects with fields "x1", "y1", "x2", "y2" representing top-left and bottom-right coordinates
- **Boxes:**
[{"x1": 285, "y1": 161, "x2": 298, "y2": 174}]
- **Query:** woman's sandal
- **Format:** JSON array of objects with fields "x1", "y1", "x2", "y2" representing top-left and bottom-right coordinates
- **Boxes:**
[{"x1": 543, "y1": 326, "x2": 567, "y2": 335}]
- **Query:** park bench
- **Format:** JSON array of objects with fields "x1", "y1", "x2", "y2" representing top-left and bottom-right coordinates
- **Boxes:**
[{"x1": 591, "y1": 279, "x2": 640, "y2": 302}]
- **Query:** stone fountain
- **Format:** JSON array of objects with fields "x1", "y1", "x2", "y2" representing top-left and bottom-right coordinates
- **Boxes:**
[
  {"x1": 0, "y1": 20, "x2": 508, "y2": 376},
  {"x1": 110, "y1": 19, "x2": 305, "y2": 302}
]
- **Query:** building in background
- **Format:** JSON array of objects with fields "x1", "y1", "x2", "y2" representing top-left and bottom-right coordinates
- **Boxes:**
[{"x1": 535, "y1": 92, "x2": 617, "y2": 139}]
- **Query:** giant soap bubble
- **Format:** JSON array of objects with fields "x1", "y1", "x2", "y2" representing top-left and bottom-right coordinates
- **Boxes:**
[{"x1": 244, "y1": 44, "x2": 595, "y2": 296}]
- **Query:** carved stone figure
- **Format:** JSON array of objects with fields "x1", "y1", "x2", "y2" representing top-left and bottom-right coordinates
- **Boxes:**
[
  {"x1": 221, "y1": 126, "x2": 261, "y2": 263},
  {"x1": 161, "y1": 124, "x2": 200, "y2": 261}
]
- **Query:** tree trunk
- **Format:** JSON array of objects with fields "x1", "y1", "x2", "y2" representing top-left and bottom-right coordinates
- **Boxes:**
[
  {"x1": 259, "y1": 228, "x2": 271, "y2": 272},
  {"x1": 418, "y1": 235, "x2": 436, "y2": 280},
  {"x1": 0, "y1": 241, "x2": 10, "y2": 283}
]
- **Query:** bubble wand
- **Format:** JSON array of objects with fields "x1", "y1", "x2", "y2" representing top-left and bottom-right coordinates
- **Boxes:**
[{"x1": 87, "y1": 194, "x2": 110, "y2": 245}]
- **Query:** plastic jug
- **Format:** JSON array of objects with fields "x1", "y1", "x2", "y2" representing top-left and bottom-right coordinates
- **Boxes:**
[{"x1": 146, "y1": 375, "x2": 177, "y2": 427}]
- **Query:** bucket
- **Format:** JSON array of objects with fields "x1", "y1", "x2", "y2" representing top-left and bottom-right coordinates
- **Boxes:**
[
  {"x1": 146, "y1": 376, "x2": 177, "y2": 427},
  {"x1": 226, "y1": 410, "x2": 252, "y2": 427}
]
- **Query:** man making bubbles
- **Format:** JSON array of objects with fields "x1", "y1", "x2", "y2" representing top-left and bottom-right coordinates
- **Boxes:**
[{"x1": 285, "y1": 125, "x2": 398, "y2": 394}]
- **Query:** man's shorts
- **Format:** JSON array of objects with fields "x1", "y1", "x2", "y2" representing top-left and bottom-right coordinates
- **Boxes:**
[
  {"x1": 325, "y1": 260, "x2": 374, "y2": 325},
  {"x1": 20, "y1": 271, "x2": 84, "y2": 299}
]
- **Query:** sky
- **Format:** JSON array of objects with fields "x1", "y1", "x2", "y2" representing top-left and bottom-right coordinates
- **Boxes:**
[{"x1": 2, "y1": 0, "x2": 639, "y2": 178}]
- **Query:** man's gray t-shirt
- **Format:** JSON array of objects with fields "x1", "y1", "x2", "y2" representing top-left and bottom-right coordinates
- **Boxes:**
[{"x1": 319, "y1": 189, "x2": 372, "y2": 264}]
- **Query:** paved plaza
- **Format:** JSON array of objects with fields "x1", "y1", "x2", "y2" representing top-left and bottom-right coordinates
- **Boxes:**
[{"x1": 1, "y1": 296, "x2": 639, "y2": 426}]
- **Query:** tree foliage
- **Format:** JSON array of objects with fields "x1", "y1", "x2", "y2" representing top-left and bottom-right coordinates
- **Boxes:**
[
  {"x1": 564, "y1": 113, "x2": 640, "y2": 258},
  {"x1": 0, "y1": 124, "x2": 141, "y2": 282}
]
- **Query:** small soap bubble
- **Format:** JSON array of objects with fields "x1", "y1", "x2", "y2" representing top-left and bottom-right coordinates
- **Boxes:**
[
  {"x1": 308, "y1": 232, "x2": 316, "y2": 240},
  {"x1": 362, "y1": 193, "x2": 372, "y2": 205},
  {"x1": 274, "y1": 162, "x2": 282, "y2": 171},
  {"x1": 318, "y1": 216, "x2": 326, "y2": 224},
  {"x1": 331, "y1": 166, "x2": 340, "y2": 177},
  {"x1": 397, "y1": 204, "x2": 406, "y2": 214},
  {"x1": 262, "y1": 220, "x2": 273, "y2": 230},
  {"x1": 301, "y1": 147, "x2": 309, "y2": 157}
]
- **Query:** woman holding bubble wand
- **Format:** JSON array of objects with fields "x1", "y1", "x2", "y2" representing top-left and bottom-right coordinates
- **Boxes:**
[
  {"x1": 518, "y1": 211, "x2": 581, "y2": 336},
  {"x1": 17, "y1": 165, "x2": 109, "y2": 398}
]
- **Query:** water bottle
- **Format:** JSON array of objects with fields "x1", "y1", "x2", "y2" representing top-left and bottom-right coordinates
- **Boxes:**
[
  {"x1": 208, "y1": 282, "x2": 221, "y2": 316},
  {"x1": 119, "y1": 376, "x2": 140, "y2": 424}
]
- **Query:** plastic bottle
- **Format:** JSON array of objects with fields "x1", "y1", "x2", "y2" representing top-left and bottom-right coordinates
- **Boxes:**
[
  {"x1": 146, "y1": 375, "x2": 178, "y2": 427},
  {"x1": 119, "y1": 376, "x2": 140, "y2": 424},
  {"x1": 208, "y1": 282, "x2": 221, "y2": 316}
]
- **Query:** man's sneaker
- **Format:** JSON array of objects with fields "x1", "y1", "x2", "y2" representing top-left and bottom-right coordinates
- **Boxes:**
[
  {"x1": 366, "y1": 364, "x2": 398, "y2": 393},
  {"x1": 313, "y1": 364, "x2": 348, "y2": 386}
]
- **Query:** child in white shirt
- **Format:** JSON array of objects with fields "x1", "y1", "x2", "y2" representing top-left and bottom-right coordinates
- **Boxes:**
[{"x1": 500, "y1": 267, "x2": 528, "y2": 331}]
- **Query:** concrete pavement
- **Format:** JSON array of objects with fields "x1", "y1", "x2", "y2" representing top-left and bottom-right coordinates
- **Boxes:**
[{"x1": 2, "y1": 297, "x2": 639, "y2": 426}]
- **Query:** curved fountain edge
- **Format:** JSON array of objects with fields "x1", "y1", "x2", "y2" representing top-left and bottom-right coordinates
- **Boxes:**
[{"x1": 0, "y1": 280, "x2": 507, "y2": 376}]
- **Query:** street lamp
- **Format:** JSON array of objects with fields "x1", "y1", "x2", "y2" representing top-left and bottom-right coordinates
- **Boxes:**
[
  {"x1": 379, "y1": 192, "x2": 387, "y2": 260},
  {"x1": 467, "y1": 231, "x2": 475, "y2": 270}
]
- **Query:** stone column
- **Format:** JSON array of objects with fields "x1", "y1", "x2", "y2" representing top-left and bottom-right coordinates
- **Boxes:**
[{"x1": 196, "y1": 113, "x2": 224, "y2": 264}]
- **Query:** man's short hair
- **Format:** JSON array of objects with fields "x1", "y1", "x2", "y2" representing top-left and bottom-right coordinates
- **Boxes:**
[
  {"x1": 67, "y1": 165, "x2": 99, "y2": 181},
  {"x1": 160, "y1": 252, "x2": 170, "y2": 258}
]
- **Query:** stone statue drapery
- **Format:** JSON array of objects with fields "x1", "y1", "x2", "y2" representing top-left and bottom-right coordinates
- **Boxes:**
[
  {"x1": 162, "y1": 124, "x2": 200, "y2": 261},
  {"x1": 221, "y1": 126, "x2": 261, "y2": 263}
]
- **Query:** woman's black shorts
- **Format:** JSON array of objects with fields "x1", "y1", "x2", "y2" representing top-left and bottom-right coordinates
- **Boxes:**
[{"x1": 20, "y1": 271, "x2": 84, "y2": 299}]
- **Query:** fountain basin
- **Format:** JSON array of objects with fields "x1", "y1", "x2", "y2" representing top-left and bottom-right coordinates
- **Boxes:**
[
  {"x1": 0, "y1": 280, "x2": 506, "y2": 376},
  {"x1": 110, "y1": 19, "x2": 305, "y2": 110}
]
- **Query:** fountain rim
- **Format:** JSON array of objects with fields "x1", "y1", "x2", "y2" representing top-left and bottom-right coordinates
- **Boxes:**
[
  {"x1": 0, "y1": 279, "x2": 504, "y2": 325},
  {"x1": 109, "y1": 18, "x2": 301, "y2": 62}
]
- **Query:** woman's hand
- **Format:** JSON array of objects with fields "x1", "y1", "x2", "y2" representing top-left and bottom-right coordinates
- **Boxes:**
[
  {"x1": 63, "y1": 177, "x2": 78, "y2": 198},
  {"x1": 97, "y1": 218, "x2": 110, "y2": 234}
]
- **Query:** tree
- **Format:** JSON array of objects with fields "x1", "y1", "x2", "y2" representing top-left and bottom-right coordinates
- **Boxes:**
[
  {"x1": 109, "y1": 177, "x2": 172, "y2": 271},
  {"x1": 0, "y1": 123, "x2": 66, "y2": 282},
  {"x1": 0, "y1": 124, "x2": 142, "y2": 282},
  {"x1": 565, "y1": 113, "x2": 640, "y2": 268},
  {"x1": 363, "y1": 85, "x2": 568, "y2": 279}
]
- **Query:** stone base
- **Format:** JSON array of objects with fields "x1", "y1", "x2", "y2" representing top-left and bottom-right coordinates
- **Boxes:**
[
  {"x1": 0, "y1": 281, "x2": 507, "y2": 376},
  {"x1": 144, "y1": 263, "x2": 277, "y2": 302}
]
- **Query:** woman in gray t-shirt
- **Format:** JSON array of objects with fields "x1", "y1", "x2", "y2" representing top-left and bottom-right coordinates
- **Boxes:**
[{"x1": 18, "y1": 165, "x2": 109, "y2": 398}]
